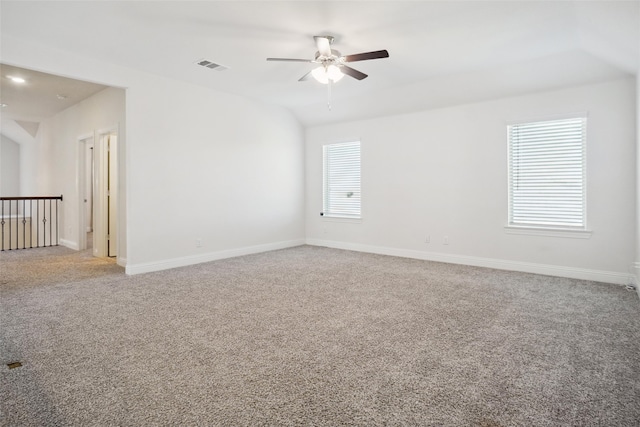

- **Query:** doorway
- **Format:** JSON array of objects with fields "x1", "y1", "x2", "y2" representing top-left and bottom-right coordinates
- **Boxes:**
[
  {"x1": 78, "y1": 136, "x2": 93, "y2": 251},
  {"x1": 78, "y1": 128, "x2": 117, "y2": 258}
]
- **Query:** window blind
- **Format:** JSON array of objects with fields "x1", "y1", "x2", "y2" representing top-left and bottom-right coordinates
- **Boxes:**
[
  {"x1": 323, "y1": 141, "x2": 361, "y2": 218},
  {"x1": 508, "y1": 117, "x2": 586, "y2": 229}
]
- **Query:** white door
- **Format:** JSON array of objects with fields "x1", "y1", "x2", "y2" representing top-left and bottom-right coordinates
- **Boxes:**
[
  {"x1": 107, "y1": 134, "x2": 117, "y2": 257},
  {"x1": 92, "y1": 130, "x2": 117, "y2": 258},
  {"x1": 85, "y1": 143, "x2": 94, "y2": 233},
  {"x1": 77, "y1": 136, "x2": 94, "y2": 251}
]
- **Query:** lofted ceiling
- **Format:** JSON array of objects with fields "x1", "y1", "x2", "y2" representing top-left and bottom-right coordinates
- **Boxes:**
[
  {"x1": 0, "y1": 63, "x2": 108, "y2": 144},
  {"x1": 0, "y1": 64, "x2": 108, "y2": 122},
  {"x1": 0, "y1": 1, "x2": 638, "y2": 129}
]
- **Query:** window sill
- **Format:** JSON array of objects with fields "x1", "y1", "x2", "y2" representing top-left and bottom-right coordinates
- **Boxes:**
[
  {"x1": 504, "y1": 225, "x2": 592, "y2": 239},
  {"x1": 321, "y1": 215, "x2": 362, "y2": 224}
]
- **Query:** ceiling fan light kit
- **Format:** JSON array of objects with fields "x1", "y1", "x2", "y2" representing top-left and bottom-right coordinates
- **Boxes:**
[
  {"x1": 267, "y1": 35, "x2": 389, "y2": 109},
  {"x1": 311, "y1": 64, "x2": 344, "y2": 84}
]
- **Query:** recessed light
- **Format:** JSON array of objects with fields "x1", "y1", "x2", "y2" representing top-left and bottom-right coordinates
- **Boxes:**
[
  {"x1": 7, "y1": 76, "x2": 26, "y2": 84},
  {"x1": 0, "y1": 103, "x2": 7, "y2": 108},
  {"x1": 56, "y1": 94, "x2": 68, "y2": 100}
]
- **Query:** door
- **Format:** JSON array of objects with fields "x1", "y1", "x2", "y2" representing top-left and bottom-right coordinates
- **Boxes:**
[
  {"x1": 107, "y1": 134, "x2": 117, "y2": 257},
  {"x1": 78, "y1": 136, "x2": 94, "y2": 251},
  {"x1": 92, "y1": 129, "x2": 117, "y2": 258},
  {"x1": 86, "y1": 144, "x2": 94, "y2": 234}
]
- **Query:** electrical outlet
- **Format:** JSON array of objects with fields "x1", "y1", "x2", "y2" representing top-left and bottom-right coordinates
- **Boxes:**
[
  {"x1": 425, "y1": 235, "x2": 430, "y2": 243},
  {"x1": 443, "y1": 236, "x2": 449, "y2": 245},
  {"x1": 196, "y1": 239, "x2": 202, "y2": 248}
]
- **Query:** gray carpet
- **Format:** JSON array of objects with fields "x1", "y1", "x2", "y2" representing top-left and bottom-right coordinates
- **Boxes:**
[{"x1": 1, "y1": 245, "x2": 639, "y2": 426}]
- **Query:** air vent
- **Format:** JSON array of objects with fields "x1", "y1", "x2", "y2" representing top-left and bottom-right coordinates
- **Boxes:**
[{"x1": 195, "y1": 59, "x2": 228, "y2": 72}]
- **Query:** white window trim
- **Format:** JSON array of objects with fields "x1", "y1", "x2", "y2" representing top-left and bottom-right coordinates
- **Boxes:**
[
  {"x1": 322, "y1": 140, "x2": 362, "y2": 220},
  {"x1": 506, "y1": 114, "x2": 588, "y2": 235},
  {"x1": 321, "y1": 216, "x2": 363, "y2": 224},
  {"x1": 504, "y1": 225, "x2": 592, "y2": 239}
]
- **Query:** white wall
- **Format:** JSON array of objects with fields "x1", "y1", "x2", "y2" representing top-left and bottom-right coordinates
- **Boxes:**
[
  {"x1": 306, "y1": 78, "x2": 636, "y2": 284},
  {"x1": 0, "y1": 135, "x2": 20, "y2": 196},
  {"x1": 125, "y1": 73, "x2": 305, "y2": 272}
]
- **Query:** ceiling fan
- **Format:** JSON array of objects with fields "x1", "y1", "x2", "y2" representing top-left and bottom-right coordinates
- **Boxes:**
[{"x1": 267, "y1": 35, "x2": 389, "y2": 84}]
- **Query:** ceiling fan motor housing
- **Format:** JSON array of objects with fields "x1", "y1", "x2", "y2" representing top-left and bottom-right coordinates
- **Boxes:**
[{"x1": 315, "y1": 50, "x2": 342, "y2": 65}]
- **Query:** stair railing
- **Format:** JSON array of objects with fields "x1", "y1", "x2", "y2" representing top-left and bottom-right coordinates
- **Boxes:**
[{"x1": 0, "y1": 195, "x2": 63, "y2": 251}]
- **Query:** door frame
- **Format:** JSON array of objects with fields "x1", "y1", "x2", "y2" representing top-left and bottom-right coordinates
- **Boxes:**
[
  {"x1": 77, "y1": 125, "x2": 118, "y2": 257},
  {"x1": 77, "y1": 133, "x2": 94, "y2": 251}
]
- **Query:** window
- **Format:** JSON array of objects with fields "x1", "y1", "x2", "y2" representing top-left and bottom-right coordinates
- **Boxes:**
[
  {"x1": 508, "y1": 117, "x2": 586, "y2": 230},
  {"x1": 323, "y1": 141, "x2": 361, "y2": 218}
]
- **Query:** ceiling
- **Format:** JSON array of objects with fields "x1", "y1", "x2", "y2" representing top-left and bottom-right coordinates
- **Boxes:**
[
  {"x1": 0, "y1": 1, "x2": 638, "y2": 129},
  {"x1": 0, "y1": 63, "x2": 108, "y2": 143},
  {"x1": 0, "y1": 64, "x2": 108, "y2": 122}
]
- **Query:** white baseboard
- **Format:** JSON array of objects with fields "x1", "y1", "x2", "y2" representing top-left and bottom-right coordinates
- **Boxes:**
[
  {"x1": 305, "y1": 239, "x2": 634, "y2": 286},
  {"x1": 60, "y1": 238, "x2": 79, "y2": 250},
  {"x1": 125, "y1": 239, "x2": 305, "y2": 275},
  {"x1": 117, "y1": 257, "x2": 126, "y2": 268}
]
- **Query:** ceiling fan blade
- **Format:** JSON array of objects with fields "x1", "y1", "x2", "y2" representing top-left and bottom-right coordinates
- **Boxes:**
[
  {"x1": 298, "y1": 71, "x2": 313, "y2": 81},
  {"x1": 343, "y1": 50, "x2": 389, "y2": 62},
  {"x1": 267, "y1": 58, "x2": 313, "y2": 62},
  {"x1": 340, "y1": 65, "x2": 368, "y2": 80},
  {"x1": 314, "y1": 36, "x2": 333, "y2": 57}
]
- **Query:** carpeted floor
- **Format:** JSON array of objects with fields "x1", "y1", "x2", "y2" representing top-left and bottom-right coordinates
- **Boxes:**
[{"x1": 1, "y1": 245, "x2": 639, "y2": 426}]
